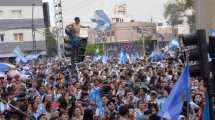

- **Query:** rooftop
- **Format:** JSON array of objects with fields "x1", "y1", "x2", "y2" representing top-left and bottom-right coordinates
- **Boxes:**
[{"x1": 0, "y1": 0, "x2": 42, "y2": 6}]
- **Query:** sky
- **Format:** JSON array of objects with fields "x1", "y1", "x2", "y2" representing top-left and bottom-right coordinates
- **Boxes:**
[{"x1": 43, "y1": 0, "x2": 166, "y2": 26}]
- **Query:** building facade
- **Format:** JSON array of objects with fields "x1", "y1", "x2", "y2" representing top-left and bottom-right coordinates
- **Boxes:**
[
  {"x1": 88, "y1": 22, "x2": 157, "y2": 44},
  {"x1": 0, "y1": 0, "x2": 46, "y2": 58},
  {"x1": 195, "y1": 0, "x2": 215, "y2": 35}
]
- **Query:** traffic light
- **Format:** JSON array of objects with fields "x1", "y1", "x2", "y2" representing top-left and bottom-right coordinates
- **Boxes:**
[
  {"x1": 64, "y1": 36, "x2": 72, "y2": 57},
  {"x1": 77, "y1": 37, "x2": 88, "y2": 62},
  {"x1": 209, "y1": 36, "x2": 215, "y2": 59},
  {"x1": 64, "y1": 25, "x2": 73, "y2": 57},
  {"x1": 182, "y1": 29, "x2": 209, "y2": 78},
  {"x1": 208, "y1": 36, "x2": 215, "y2": 96}
]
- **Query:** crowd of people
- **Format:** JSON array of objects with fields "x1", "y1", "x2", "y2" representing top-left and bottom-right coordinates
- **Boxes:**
[{"x1": 0, "y1": 49, "x2": 208, "y2": 120}]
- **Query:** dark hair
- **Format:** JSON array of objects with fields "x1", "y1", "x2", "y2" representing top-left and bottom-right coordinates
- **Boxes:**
[
  {"x1": 149, "y1": 114, "x2": 161, "y2": 120},
  {"x1": 38, "y1": 114, "x2": 46, "y2": 120},
  {"x1": 148, "y1": 103, "x2": 159, "y2": 112},
  {"x1": 74, "y1": 17, "x2": 80, "y2": 21},
  {"x1": 137, "y1": 99, "x2": 146, "y2": 108},
  {"x1": 118, "y1": 105, "x2": 129, "y2": 116},
  {"x1": 125, "y1": 89, "x2": 134, "y2": 95},
  {"x1": 107, "y1": 99, "x2": 115, "y2": 106}
]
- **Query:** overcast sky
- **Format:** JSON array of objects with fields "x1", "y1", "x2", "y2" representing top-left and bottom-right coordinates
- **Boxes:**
[{"x1": 44, "y1": 0, "x2": 166, "y2": 26}]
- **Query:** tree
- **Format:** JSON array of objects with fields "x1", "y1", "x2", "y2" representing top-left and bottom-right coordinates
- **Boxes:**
[
  {"x1": 85, "y1": 43, "x2": 104, "y2": 55},
  {"x1": 134, "y1": 38, "x2": 144, "y2": 55},
  {"x1": 164, "y1": 2, "x2": 184, "y2": 36},
  {"x1": 164, "y1": 0, "x2": 195, "y2": 35},
  {"x1": 177, "y1": 0, "x2": 195, "y2": 32},
  {"x1": 45, "y1": 29, "x2": 57, "y2": 57},
  {"x1": 178, "y1": 0, "x2": 194, "y2": 9}
]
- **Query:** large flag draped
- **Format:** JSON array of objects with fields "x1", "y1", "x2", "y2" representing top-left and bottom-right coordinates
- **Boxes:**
[
  {"x1": 13, "y1": 46, "x2": 28, "y2": 63},
  {"x1": 13, "y1": 46, "x2": 41, "y2": 63},
  {"x1": 158, "y1": 64, "x2": 191, "y2": 120}
]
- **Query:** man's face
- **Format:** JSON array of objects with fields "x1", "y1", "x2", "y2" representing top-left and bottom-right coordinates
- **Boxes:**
[
  {"x1": 127, "y1": 92, "x2": 134, "y2": 99},
  {"x1": 0, "y1": 78, "x2": 5, "y2": 86},
  {"x1": 61, "y1": 113, "x2": 69, "y2": 120},
  {"x1": 102, "y1": 96, "x2": 108, "y2": 105},
  {"x1": 75, "y1": 19, "x2": 80, "y2": 24},
  {"x1": 108, "y1": 102, "x2": 114, "y2": 110},
  {"x1": 0, "y1": 114, "x2": 6, "y2": 120}
]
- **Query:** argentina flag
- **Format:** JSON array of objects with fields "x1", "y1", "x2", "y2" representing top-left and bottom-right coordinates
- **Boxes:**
[
  {"x1": 13, "y1": 46, "x2": 28, "y2": 63},
  {"x1": 158, "y1": 64, "x2": 191, "y2": 120},
  {"x1": 91, "y1": 10, "x2": 112, "y2": 31}
]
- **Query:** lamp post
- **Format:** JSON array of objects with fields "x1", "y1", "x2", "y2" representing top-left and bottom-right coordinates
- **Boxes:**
[{"x1": 32, "y1": 4, "x2": 36, "y2": 54}]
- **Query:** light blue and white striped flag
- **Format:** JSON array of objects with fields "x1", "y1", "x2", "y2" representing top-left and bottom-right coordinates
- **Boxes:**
[
  {"x1": 13, "y1": 46, "x2": 28, "y2": 63},
  {"x1": 91, "y1": 10, "x2": 112, "y2": 31}
]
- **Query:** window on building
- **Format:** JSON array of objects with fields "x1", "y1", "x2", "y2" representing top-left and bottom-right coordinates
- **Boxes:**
[
  {"x1": 116, "y1": 18, "x2": 120, "y2": 23},
  {"x1": 111, "y1": 31, "x2": 115, "y2": 36},
  {"x1": 11, "y1": 10, "x2": 22, "y2": 18},
  {"x1": 14, "y1": 33, "x2": 23, "y2": 41},
  {"x1": 0, "y1": 34, "x2": 4, "y2": 42}
]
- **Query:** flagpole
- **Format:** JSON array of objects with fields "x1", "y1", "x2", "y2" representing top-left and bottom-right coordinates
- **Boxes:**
[
  {"x1": 184, "y1": 48, "x2": 190, "y2": 119},
  {"x1": 0, "y1": 97, "x2": 34, "y2": 120}
]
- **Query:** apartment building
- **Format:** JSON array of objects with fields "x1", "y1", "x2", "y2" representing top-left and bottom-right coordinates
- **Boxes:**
[{"x1": 0, "y1": 0, "x2": 46, "y2": 58}]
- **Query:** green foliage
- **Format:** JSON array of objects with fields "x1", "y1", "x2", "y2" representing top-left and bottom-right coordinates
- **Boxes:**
[
  {"x1": 45, "y1": 29, "x2": 57, "y2": 57},
  {"x1": 85, "y1": 43, "x2": 104, "y2": 55},
  {"x1": 134, "y1": 39, "x2": 144, "y2": 54},
  {"x1": 186, "y1": 0, "x2": 194, "y2": 9},
  {"x1": 164, "y1": 0, "x2": 195, "y2": 34},
  {"x1": 164, "y1": 2, "x2": 184, "y2": 27}
]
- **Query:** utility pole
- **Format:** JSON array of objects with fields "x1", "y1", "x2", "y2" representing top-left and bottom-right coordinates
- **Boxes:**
[
  {"x1": 208, "y1": 36, "x2": 215, "y2": 120},
  {"x1": 32, "y1": 4, "x2": 36, "y2": 54},
  {"x1": 182, "y1": 30, "x2": 214, "y2": 120},
  {"x1": 54, "y1": 0, "x2": 64, "y2": 57}
]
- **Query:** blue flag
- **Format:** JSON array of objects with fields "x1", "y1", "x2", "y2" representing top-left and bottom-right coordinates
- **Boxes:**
[
  {"x1": 96, "y1": 94, "x2": 104, "y2": 116},
  {"x1": 89, "y1": 88, "x2": 99, "y2": 102},
  {"x1": 95, "y1": 48, "x2": 100, "y2": 55},
  {"x1": 169, "y1": 39, "x2": 179, "y2": 49},
  {"x1": 158, "y1": 64, "x2": 191, "y2": 120},
  {"x1": 13, "y1": 46, "x2": 28, "y2": 63},
  {"x1": 93, "y1": 48, "x2": 101, "y2": 63},
  {"x1": 93, "y1": 55, "x2": 101, "y2": 63},
  {"x1": 202, "y1": 93, "x2": 211, "y2": 120},
  {"x1": 210, "y1": 28, "x2": 215, "y2": 36},
  {"x1": 119, "y1": 50, "x2": 128, "y2": 64},
  {"x1": 33, "y1": 103, "x2": 47, "y2": 119},
  {"x1": 89, "y1": 88, "x2": 104, "y2": 116},
  {"x1": 102, "y1": 55, "x2": 109, "y2": 64},
  {"x1": 91, "y1": 10, "x2": 112, "y2": 32}
]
